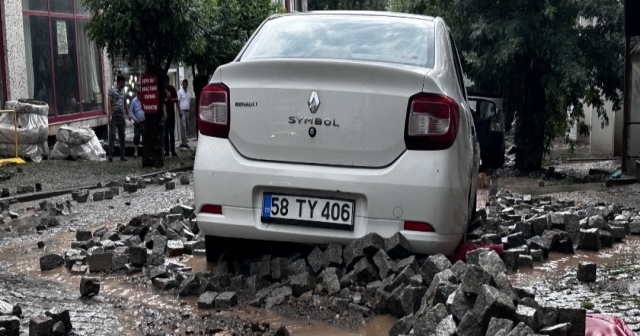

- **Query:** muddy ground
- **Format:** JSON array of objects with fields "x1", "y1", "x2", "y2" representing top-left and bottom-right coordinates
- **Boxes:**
[{"x1": 2, "y1": 141, "x2": 640, "y2": 335}]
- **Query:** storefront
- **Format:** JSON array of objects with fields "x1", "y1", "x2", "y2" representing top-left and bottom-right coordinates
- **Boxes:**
[{"x1": 1, "y1": 0, "x2": 112, "y2": 136}]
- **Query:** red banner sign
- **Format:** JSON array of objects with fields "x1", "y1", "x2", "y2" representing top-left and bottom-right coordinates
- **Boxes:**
[{"x1": 140, "y1": 74, "x2": 159, "y2": 114}]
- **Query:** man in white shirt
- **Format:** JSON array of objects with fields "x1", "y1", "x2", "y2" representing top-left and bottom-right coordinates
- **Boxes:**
[{"x1": 177, "y1": 79, "x2": 191, "y2": 149}]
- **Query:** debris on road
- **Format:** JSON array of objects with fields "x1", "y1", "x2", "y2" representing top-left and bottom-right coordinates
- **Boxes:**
[
  {"x1": 577, "y1": 262, "x2": 597, "y2": 282},
  {"x1": 80, "y1": 276, "x2": 100, "y2": 297}
]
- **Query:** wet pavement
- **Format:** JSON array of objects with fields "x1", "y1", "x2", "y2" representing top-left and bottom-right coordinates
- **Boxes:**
[
  {"x1": 3, "y1": 152, "x2": 640, "y2": 334},
  {"x1": 509, "y1": 236, "x2": 640, "y2": 332},
  {"x1": 0, "y1": 148, "x2": 194, "y2": 194}
]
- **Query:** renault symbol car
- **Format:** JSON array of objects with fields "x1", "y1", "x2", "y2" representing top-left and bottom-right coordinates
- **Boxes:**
[{"x1": 194, "y1": 11, "x2": 480, "y2": 260}]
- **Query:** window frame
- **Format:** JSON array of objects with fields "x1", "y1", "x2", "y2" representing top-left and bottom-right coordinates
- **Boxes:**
[
  {"x1": 448, "y1": 32, "x2": 467, "y2": 101},
  {"x1": 0, "y1": 9, "x2": 7, "y2": 108},
  {"x1": 23, "y1": 0, "x2": 104, "y2": 123}
]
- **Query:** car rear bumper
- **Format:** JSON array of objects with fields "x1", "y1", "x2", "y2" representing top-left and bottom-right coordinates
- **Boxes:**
[{"x1": 194, "y1": 136, "x2": 471, "y2": 255}]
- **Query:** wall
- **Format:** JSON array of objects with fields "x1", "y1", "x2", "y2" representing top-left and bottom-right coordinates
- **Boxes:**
[
  {"x1": 627, "y1": 46, "x2": 640, "y2": 175},
  {"x1": 2, "y1": 0, "x2": 28, "y2": 101},
  {"x1": 589, "y1": 101, "x2": 616, "y2": 156}
]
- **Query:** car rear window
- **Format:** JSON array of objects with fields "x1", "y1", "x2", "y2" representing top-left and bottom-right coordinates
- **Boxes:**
[{"x1": 241, "y1": 15, "x2": 436, "y2": 68}]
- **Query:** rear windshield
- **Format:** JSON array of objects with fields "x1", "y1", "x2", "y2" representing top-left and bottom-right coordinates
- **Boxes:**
[{"x1": 241, "y1": 15, "x2": 436, "y2": 68}]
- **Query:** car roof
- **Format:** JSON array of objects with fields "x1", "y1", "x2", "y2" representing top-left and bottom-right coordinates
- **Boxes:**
[{"x1": 270, "y1": 10, "x2": 436, "y2": 22}]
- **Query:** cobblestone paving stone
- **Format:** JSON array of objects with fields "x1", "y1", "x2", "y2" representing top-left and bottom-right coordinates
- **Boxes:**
[
  {"x1": 0, "y1": 268, "x2": 124, "y2": 335},
  {"x1": 0, "y1": 174, "x2": 196, "y2": 335},
  {"x1": 1, "y1": 174, "x2": 195, "y2": 249},
  {"x1": 0, "y1": 147, "x2": 194, "y2": 192},
  {"x1": 510, "y1": 239, "x2": 640, "y2": 333}
]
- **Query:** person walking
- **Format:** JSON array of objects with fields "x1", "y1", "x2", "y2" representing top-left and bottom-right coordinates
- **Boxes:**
[
  {"x1": 129, "y1": 88, "x2": 145, "y2": 158},
  {"x1": 108, "y1": 75, "x2": 129, "y2": 162},
  {"x1": 177, "y1": 79, "x2": 191, "y2": 149},
  {"x1": 164, "y1": 76, "x2": 179, "y2": 157}
]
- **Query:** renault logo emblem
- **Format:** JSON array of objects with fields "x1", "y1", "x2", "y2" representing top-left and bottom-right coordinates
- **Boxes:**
[{"x1": 308, "y1": 92, "x2": 320, "y2": 114}]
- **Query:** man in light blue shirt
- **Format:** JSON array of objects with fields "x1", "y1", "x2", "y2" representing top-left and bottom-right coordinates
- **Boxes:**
[{"x1": 129, "y1": 88, "x2": 145, "y2": 157}]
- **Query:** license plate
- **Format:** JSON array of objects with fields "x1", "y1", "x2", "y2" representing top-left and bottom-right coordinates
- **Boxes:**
[{"x1": 261, "y1": 193, "x2": 355, "y2": 231}]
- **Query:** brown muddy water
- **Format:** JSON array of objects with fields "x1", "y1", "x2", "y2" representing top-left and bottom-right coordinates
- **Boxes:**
[
  {"x1": 509, "y1": 235, "x2": 640, "y2": 287},
  {"x1": 0, "y1": 225, "x2": 396, "y2": 336}
]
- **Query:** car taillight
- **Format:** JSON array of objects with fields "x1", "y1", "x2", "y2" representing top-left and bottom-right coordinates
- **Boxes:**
[
  {"x1": 201, "y1": 204, "x2": 222, "y2": 215},
  {"x1": 404, "y1": 93, "x2": 460, "y2": 150},
  {"x1": 404, "y1": 221, "x2": 435, "y2": 232},
  {"x1": 198, "y1": 83, "x2": 229, "y2": 138}
]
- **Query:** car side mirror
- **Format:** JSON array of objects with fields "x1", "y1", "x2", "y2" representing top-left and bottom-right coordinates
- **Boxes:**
[{"x1": 473, "y1": 99, "x2": 497, "y2": 121}]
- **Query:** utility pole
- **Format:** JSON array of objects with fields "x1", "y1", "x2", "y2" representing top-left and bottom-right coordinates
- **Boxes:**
[{"x1": 301, "y1": 0, "x2": 308, "y2": 11}]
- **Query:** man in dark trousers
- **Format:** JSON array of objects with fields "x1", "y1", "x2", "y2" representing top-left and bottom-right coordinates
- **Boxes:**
[
  {"x1": 164, "y1": 76, "x2": 179, "y2": 157},
  {"x1": 107, "y1": 75, "x2": 129, "y2": 162}
]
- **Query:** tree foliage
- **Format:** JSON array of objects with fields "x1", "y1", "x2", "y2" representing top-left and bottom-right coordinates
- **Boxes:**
[
  {"x1": 183, "y1": 0, "x2": 283, "y2": 132},
  {"x1": 83, "y1": 0, "x2": 206, "y2": 168},
  {"x1": 308, "y1": 0, "x2": 389, "y2": 11},
  {"x1": 184, "y1": 0, "x2": 283, "y2": 84},
  {"x1": 396, "y1": 0, "x2": 627, "y2": 172}
]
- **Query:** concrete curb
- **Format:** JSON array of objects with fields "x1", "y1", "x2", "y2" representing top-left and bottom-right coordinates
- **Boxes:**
[{"x1": 1, "y1": 165, "x2": 194, "y2": 204}]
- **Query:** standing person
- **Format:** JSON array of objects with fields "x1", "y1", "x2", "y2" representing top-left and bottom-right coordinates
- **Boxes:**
[
  {"x1": 108, "y1": 75, "x2": 129, "y2": 162},
  {"x1": 129, "y1": 88, "x2": 145, "y2": 157},
  {"x1": 177, "y1": 79, "x2": 191, "y2": 149},
  {"x1": 164, "y1": 76, "x2": 179, "y2": 157}
]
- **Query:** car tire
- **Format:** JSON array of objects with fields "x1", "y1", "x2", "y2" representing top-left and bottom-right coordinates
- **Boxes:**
[{"x1": 205, "y1": 235, "x2": 224, "y2": 263}]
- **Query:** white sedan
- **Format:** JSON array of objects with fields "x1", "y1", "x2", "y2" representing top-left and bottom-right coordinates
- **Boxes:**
[{"x1": 194, "y1": 11, "x2": 480, "y2": 259}]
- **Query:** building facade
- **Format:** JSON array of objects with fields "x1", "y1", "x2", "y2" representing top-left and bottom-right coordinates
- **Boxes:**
[{"x1": 1, "y1": 0, "x2": 112, "y2": 136}]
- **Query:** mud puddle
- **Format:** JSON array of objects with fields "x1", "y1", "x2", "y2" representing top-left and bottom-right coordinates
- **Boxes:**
[
  {"x1": 0, "y1": 224, "x2": 395, "y2": 336},
  {"x1": 509, "y1": 235, "x2": 640, "y2": 288}
]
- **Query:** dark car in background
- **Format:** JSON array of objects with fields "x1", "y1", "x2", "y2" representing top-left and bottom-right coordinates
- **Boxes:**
[{"x1": 467, "y1": 83, "x2": 505, "y2": 168}]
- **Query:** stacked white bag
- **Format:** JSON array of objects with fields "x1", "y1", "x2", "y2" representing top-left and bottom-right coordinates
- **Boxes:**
[
  {"x1": 0, "y1": 100, "x2": 49, "y2": 162},
  {"x1": 50, "y1": 126, "x2": 106, "y2": 161}
]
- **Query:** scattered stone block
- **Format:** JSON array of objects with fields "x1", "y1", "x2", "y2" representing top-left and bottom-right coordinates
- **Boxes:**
[
  {"x1": 215, "y1": 291, "x2": 238, "y2": 309},
  {"x1": 580, "y1": 228, "x2": 601, "y2": 251},
  {"x1": 360, "y1": 233, "x2": 385, "y2": 255},
  {"x1": 92, "y1": 191, "x2": 104, "y2": 202},
  {"x1": 52, "y1": 321, "x2": 65, "y2": 336},
  {"x1": 373, "y1": 249, "x2": 398, "y2": 279},
  {"x1": 354, "y1": 257, "x2": 379, "y2": 283},
  {"x1": 385, "y1": 232, "x2": 411, "y2": 259},
  {"x1": 80, "y1": 276, "x2": 100, "y2": 296},
  {"x1": 197, "y1": 291, "x2": 218, "y2": 309},
  {"x1": 558, "y1": 308, "x2": 586, "y2": 336},
  {"x1": 45, "y1": 309, "x2": 72, "y2": 331},
  {"x1": 530, "y1": 249, "x2": 544, "y2": 262},
  {"x1": 166, "y1": 240, "x2": 184, "y2": 257},
  {"x1": 29, "y1": 315, "x2": 53, "y2": 336},
  {"x1": 456, "y1": 311, "x2": 483, "y2": 336},
  {"x1": 516, "y1": 305, "x2": 540, "y2": 332},
  {"x1": 166, "y1": 181, "x2": 176, "y2": 190},
  {"x1": 518, "y1": 255, "x2": 534, "y2": 268},
  {"x1": 307, "y1": 247, "x2": 325, "y2": 274},
  {"x1": 40, "y1": 254, "x2": 64, "y2": 271},
  {"x1": 599, "y1": 230, "x2": 613, "y2": 248},
  {"x1": 486, "y1": 317, "x2": 514, "y2": 336},
  {"x1": 577, "y1": 261, "x2": 597, "y2": 282},
  {"x1": 0, "y1": 316, "x2": 20, "y2": 336},
  {"x1": 88, "y1": 252, "x2": 113, "y2": 273},
  {"x1": 419, "y1": 254, "x2": 452, "y2": 286},
  {"x1": 461, "y1": 265, "x2": 492, "y2": 297},
  {"x1": 290, "y1": 272, "x2": 315, "y2": 297},
  {"x1": 323, "y1": 244, "x2": 343, "y2": 268},
  {"x1": 473, "y1": 285, "x2": 516, "y2": 327}
]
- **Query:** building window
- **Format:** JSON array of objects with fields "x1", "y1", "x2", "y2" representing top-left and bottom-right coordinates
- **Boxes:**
[{"x1": 23, "y1": 0, "x2": 103, "y2": 120}]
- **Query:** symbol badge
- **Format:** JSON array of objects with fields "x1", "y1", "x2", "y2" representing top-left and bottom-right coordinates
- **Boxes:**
[{"x1": 308, "y1": 92, "x2": 320, "y2": 114}]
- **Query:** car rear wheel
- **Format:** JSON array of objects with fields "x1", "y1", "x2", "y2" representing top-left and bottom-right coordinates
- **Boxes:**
[{"x1": 205, "y1": 235, "x2": 225, "y2": 263}]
